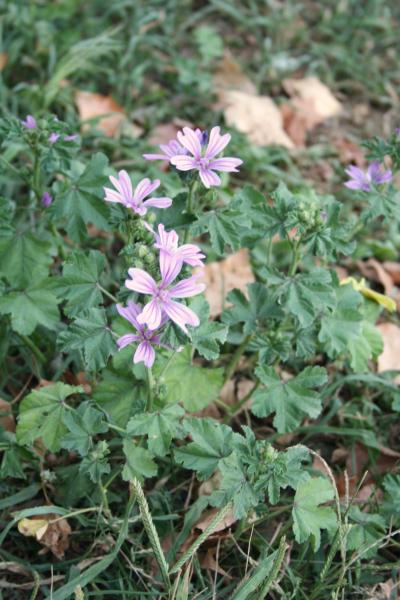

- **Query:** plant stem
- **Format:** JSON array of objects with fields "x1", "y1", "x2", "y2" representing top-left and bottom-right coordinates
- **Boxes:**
[
  {"x1": 227, "y1": 380, "x2": 260, "y2": 419},
  {"x1": 224, "y1": 333, "x2": 253, "y2": 384},
  {"x1": 288, "y1": 239, "x2": 300, "y2": 276},
  {"x1": 146, "y1": 367, "x2": 154, "y2": 412},
  {"x1": 183, "y1": 180, "x2": 196, "y2": 243},
  {"x1": 49, "y1": 223, "x2": 67, "y2": 260},
  {"x1": 97, "y1": 284, "x2": 118, "y2": 303},
  {"x1": 18, "y1": 334, "x2": 46, "y2": 364}
]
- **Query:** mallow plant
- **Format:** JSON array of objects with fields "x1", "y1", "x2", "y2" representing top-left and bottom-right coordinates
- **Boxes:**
[{"x1": 0, "y1": 114, "x2": 399, "y2": 597}]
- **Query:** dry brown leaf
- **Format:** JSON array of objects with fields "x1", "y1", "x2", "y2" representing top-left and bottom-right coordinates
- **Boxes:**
[
  {"x1": 18, "y1": 515, "x2": 71, "y2": 559},
  {"x1": 383, "y1": 262, "x2": 400, "y2": 285},
  {"x1": 283, "y1": 76, "x2": 342, "y2": 121},
  {"x1": 200, "y1": 547, "x2": 232, "y2": 578},
  {"x1": 195, "y1": 507, "x2": 237, "y2": 533},
  {"x1": 0, "y1": 398, "x2": 15, "y2": 432},
  {"x1": 377, "y1": 323, "x2": 400, "y2": 383},
  {"x1": 333, "y1": 136, "x2": 365, "y2": 166},
  {"x1": 195, "y1": 249, "x2": 254, "y2": 317},
  {"x1": 222, "y1": 91, "x2": 294, "y2": 149},
  {"x1": 75, "y1": 91, "x2": 142, "y2": 138},
  {"x1": 198, "y1": 472, "x2": 221, "y2": 497},
  {"x1": 0, "y1": 53, "x2": 8, "y2": 71},
  {"x1": 148, "y1": 122, "x2": 180, "y2": 146},
  {"x1": 213, "y1": 55, "x2": 257, "y2": 95},
  {"x1": 357, "y1": 259, "x2": 394, "y2": 295}
]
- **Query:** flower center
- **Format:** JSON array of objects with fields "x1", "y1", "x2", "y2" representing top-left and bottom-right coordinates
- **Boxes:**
[{"x1": 197, "y1": 157, "x2": 210, "y2": 169}]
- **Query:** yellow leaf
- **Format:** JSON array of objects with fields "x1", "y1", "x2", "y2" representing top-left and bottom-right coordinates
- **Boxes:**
[
  {"x1": 18, "y1": 518, "x2": 49, "y2": 539},
  {"x1": 341, "y1": 277, "x2": 396, "y2": 312}
]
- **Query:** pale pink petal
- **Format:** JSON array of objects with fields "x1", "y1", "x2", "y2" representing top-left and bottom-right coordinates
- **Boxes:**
[
  {"x1": 118, "y1": 170, "x2": 133, "y2": 200},
  {"x1": 199, "y1": 168, "x2": 221, "y2": 188},
  {"x1": 104, "y1": 187, "x2": 126, "y2": 205},
  {"x1": 134, "y1": 341, "x2": 156, "y2": 367},
  {"x1": 117, "y1": 333, "x2": 140, "y2": 349},
  {"x1": 143, "y1": 153, "x2": 170, "y2": 161},
  {"x1": 142, "y1": 197, "x2": 172, "y2": 209},
  {"x1": 170, "y1": 155, "x2": 197, "y2": 171},
  {"x1": 205, "y1": 126, "x2": 231, "y2": 158},
  {"x1": 169, "y1": 276, "x2": 205, "y2": 298},
  {"x1": 137, "y1": 298, "x2": 163, "y2": 330},
  {"x1": 109, "y1": 174, "x2": 124, "y2": 196},
  {"x1": 159, "y1": 252, "x2": 183, "y2": 286},
  {"x1": 163, "y1": 300, "x2": 200, "y2": 333},
  {"x1": 177, "y1": 244, "x2": 205, "y2": 266},
  {"x1": 134, "y1": 178, "x2": 160, "y2": 203},
  {"x1": 116, "y1": 301, "x2": 142, "y2": 330},
  {"x1": 125, "y1": 268, "x2": 157, "y2": 295},
  {"x1": 155, "y1": 224, "x2": 179, "y2": 251},
  {"x1": 177, "y1": 127, "x2": 202, "y2": 159},
  {"x1": 208, "y1": 157, "x2": 243, "y2": 172}
]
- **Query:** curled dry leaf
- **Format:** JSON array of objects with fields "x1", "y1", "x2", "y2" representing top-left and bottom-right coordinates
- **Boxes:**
[
  {"x1": 376, "y1": 323, "x2": 400, "y2": 383},
  {"x1": 0, "y1": 52, "x2": 8, "y2": 71},
  {"x1": 200, "y1": 547, "x2": 232, "y2": 578},
  {"x1": 194, "y1": 249, "x2": 254, "y2": 317},
  {"x1": 0, "y1": 397, "x2": 15, "y2": 432},
  {"x1": 75, "y1": 90, "x2": 142, "y2": 138},
  {"x1": 18, "y1": 514, "x2": 71, "y2": 559},
  {"x1": 213, "y1": 55, "x2": 257, "y2": 95},
  {"x1": 356, "y1": 259, "x2": 394, "y2": 296},
  {"x1": 383, "y1": 262, "x2": 400, "y2": 285}
]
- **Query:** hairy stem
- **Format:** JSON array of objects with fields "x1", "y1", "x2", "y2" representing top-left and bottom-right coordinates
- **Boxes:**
[
  {"x1": 183, "y1": 180, "x2": 196, "y2": 243},
  {"x1": 146, "y1": 367, "x2": 154, "y2": 412},
  {"x1": 224, "y1": 333, "x2": 253, "y2": 385},
  {"x1": 18, "y1": 334, "x2": 46, "y2": 364}
]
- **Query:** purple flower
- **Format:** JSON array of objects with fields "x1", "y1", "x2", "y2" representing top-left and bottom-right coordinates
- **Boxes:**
[
  {"x1": 170, "y1": 126, "x2": 243, "y2": 188},
  {"x1": 48, "y1": 132, "x2": 60, "y2": 144},
  {"x1": 63, "y1": 134, "x2": 78, "y2": 142},
  {"x1": 116, "y1": 301, "x2": 167, "y2": 367},
  {"x1": 143, "y1": 129, "x2": 203, "y2": 162},
  {"x1": 344, "y1": 162, "x2": 392, "y2": 192},
  {"x1": 125, "y1": 256, "x2": 205, "y2": 333},
  {"x1": 152, "y1": 224, "x2": 205, "y2": 274},
  {"x1": 41, "y1": 192, "x2": 53, "y2": 207},
  {"x1": 396, "y1": 128, "x2": 400, "y2": 137},
  {"x1": 21, "y1": 115, "x2": 37, "y2": 129},
  {"x1": 104, "y1": 170, "x2": 172, "y2": 216}
]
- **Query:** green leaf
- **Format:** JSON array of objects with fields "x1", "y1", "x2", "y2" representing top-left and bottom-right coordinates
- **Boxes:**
[
  {"x1": 127, "y1": 404, "x2": 185, "y2": 457},
  {"x1": 348, "y1": 321, "x2": 383, "y2": 372},
  {"x1": 264, "y1": 268, "x2": 336, "y2": 328},
  {"x1": 52, "y1": 153, "x2": 110, "y2": 242},
  {"x1": 189, "y1": 297, "x2": 228, "y2": 360},
  {"x1": 122, "y1": 439, "x2": 157, "y2": 482},
  {"x1": 16, "y1": 383, "x2": 83, "y2": 452},
  {"x1": 292, "y1": 477, "x2": 337, "y2": 551},
  {"x1": 346, "y1": 506, "x2": 386, "y2": 557},
  {"x1": 156, "y1": 347, "x2": 223, "y2": 412},
  {"x1": 55, "y1": 250, "x2": 106, "y2": 316},
  {"x1": 191, "y1": 207, "x2": 250, "y2": 254},
  {"x1": 258, "y1": 182, "x2": 297, "y2": 239},
  {"x1": 58, "y1": 308, "x2": 115, "y2": 370},
  {"x1": 61, "y1": 402, "x2": 108, "y2": 456},
  {"x1": 0, "y1": 231, "x2": 55, "y2": 287},
  {"x1": 93, "y1": 369, "x2": 146, "y2": 427},
  {"x1": 175, "y1": 417, "x2": 233, "y2": 480},
  {"x1": 0, "y1": 278, "x2": 60, "y2": 335},
  {"x1": 210, "y1": 452, "x2": 259, "y2": 519},
  {"x1": 80, "y1": 441, "x2": 110, "y2": 483},
  {"x1": 222, "y1": 282, "x2": 282, "y2": 335},
  {"x1": 195, "y1": 26, "x2": 223, "y2": 62},
  {"x1": 318, "y1": 284, "x2": 363, "y2": 357},
  {"x1": 252, "y1": 366, "x2": 327, "y2": 433}
]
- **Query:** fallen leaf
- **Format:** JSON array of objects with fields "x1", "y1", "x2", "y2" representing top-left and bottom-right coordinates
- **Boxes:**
[
  {"x1": 333, "y1": 136, "x2": 365, "y2": 166},
  {"x1": 195, "y1": 507, "x2": 237, "y2": 533},
  {"x1": 195, "y1": 249, "x2": 255, "y2": 317},
  {"x1": 75, "y1": 90, "x2": 142, "y2": 138},
  {"x1": 148, "y1": 122, "x2": 180, "y2": 146},
  {"x1": 213, "y1": 55, "x2": 257, "y2": 95},
  {"x1": 377, "y1": 323, "x2": 400, "y2": 383},
  {"x1": 222, "y1": 91, "x2": 294, "y2": 149},
  {"x1": 0, "y1": 398, "x2": 15, "y2": 432},
  {"x1": 383, "y1": 262, "x2": 400, "y2": 285},
  {"x1": 356, "y1": 259, "x2": 394, "y2": 296},
  {"x1": 18, "y1": 514, "x2": 71, "y2": 559},
  {"x1": 200, "y1": 547, "x2": 232, "y2": 578},
  {"x1": 0, "y1": 53, "x2": 8, "y2": 71}
]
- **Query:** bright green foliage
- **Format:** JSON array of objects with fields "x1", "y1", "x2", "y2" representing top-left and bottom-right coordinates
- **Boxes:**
[
  {"x1": 58, "y1": 307, "x2": 115, "y2": 370},
  {"x1": 292, "y1": 477, "x2": 337, "y2": 551},
  {"x1": 222, "y1": 282, "x2": 282, "y2": 334},
  {"x1": 346, "y1": 507, "x2": 386, "y2": 557},
  {"x1": 61, "y1": 402, "x2": 109, "y2": 456},
  {"x1": 55, "y1": 250, "x2": 106, "y2": 316},
  {"x1": 318, "y1": 283, "x2": 363, "y2": 357},
  {"x1": 122, "y1": 439, "x2": 157, "y2": 482},
  {"x1": 195, "y1": 26, "x2": 223, "y2": 62},
  {"x1": 0, "y1": 431, "x2": 29, "y2": 479},
  {"x1": 52, "y1": 153, "x2": 110, "y2": 241},
  {"x1": 174, "y1": 417, "x2": 233, "y2": 479},
  {"x1": 127, "y1": 404, "x2": 185, "y2": 457},
  {"x1": 263, "y1": 268, "x2": 336, "y2": 328},
  {"x1": 0, "y1": 231, "x2": 55, "y2": 287},
  {"x1": 156, "y1": 347, "x2": 223, "y2": 411},
  {"x1": 80, "y1": 441, "x2": 110, "y2": 483},
  {"x1": 348, "y1": 321, "x2": 383, "y2": 372},
  {"x1": 16, "y1": 383, "x2": 83, "y2": 452},
  {"x1": 93, "y1": 369, "x2": 146, "y2": 426},
  {"x1": 383, "y1": 474, "x2": 400, "y2": 519},
  {"x1": 252, "y1": 366, "x2": 327, "y2": 433},
  {"x1": 191, "y1": 207, "x2": 250, "y2": 254},
  {"x1": 257, "y1": 182, "x2": 298, "y2": 239},
  {"x1": 188, "y1": 297, "x2": 228, "y2": 360},
  {"x1": 0, "y1": 277, "x2": 60, "y2": 335}
]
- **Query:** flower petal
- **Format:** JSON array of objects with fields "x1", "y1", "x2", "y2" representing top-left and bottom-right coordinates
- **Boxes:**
[
  {"x1": 104, "y1": 187, "x2": 126, "y2": 205},
  {"x1": 159, "y1": 251, "x2": 183, "y2": 286},
  {"x1": 118, "y1": 170, "x2": 133, "y2": 201},
  {"x1": 137, "y1": 298, "x2": 163, "y2": 330},
  {"x1": 170, "y1": 155, "x2": 197, "y2": 171},
  {"x1": 134, "y1": 341, "x2": 156, "y2": 367},
  {"x1": 208, "y1": 157, "x2": 243, "y2": 172},
  {"x1": 199, "y1": 168, "x2": 221, "y2": 188},
  {"x1": 134, "y1": 178, "x2": 160, "y2": 203},
  {"x1": 162, "y1": 300, "x2": 200, "y2": 333},
  {"x1": 205, "y1": 126, "x2": 231, "y2": 158},
  {"x1": 169, "y1": 276, "x2": 205, "y2": 298},
  {"x1": 117, "y1": 333, "x2": 140, "y2": 349},
  {"x1": 125, "y1": 268, "x2": 157, "y2": 295},
  {"x1": 143, "y1": 153, "x2": 170, "y2": 161},
  {"x1": 116, "y1": 301, "x2": 142, "y2": 330},
  {"x1": 177, "y1": 244, "x2": 205, "y2": 266},
  {"x1": 177, "y1": 127, "x2": 202, "y2": 159},
  {"x1": 142, "y1": 197, "x2": 173, "y2": 209}
]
